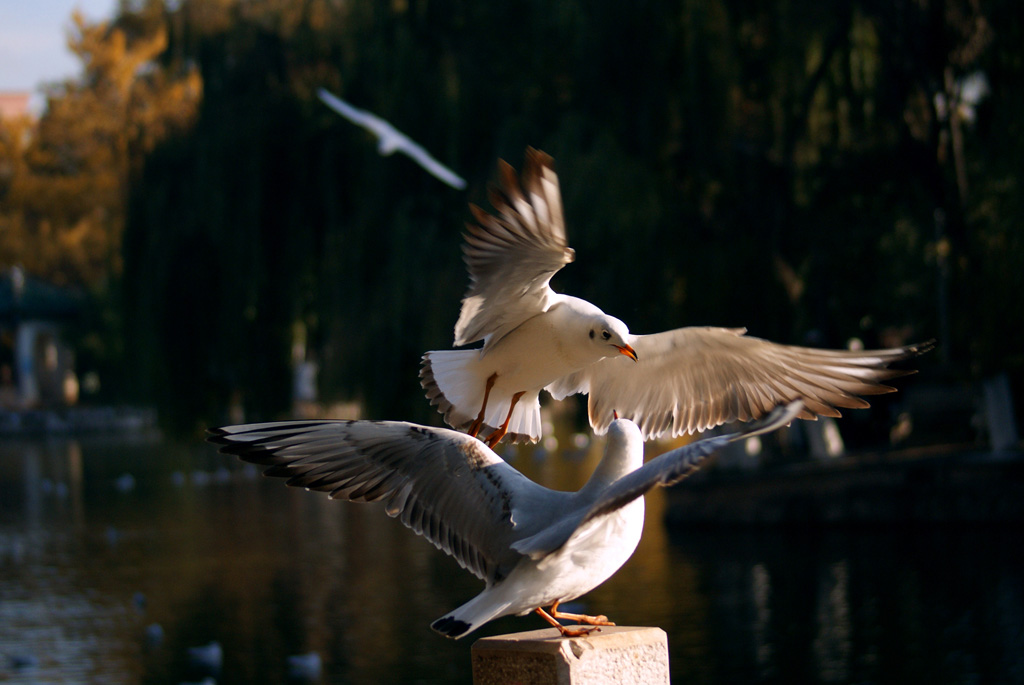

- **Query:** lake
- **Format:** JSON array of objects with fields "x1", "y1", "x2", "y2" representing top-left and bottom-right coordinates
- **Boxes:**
[{"x1": 1, "y1": 431, "x2": 1022, "y2": 683}]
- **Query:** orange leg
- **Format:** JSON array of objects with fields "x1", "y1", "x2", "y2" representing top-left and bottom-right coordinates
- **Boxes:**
[
  {"x1": 534, "y1": 607, "x2": 597, "y2": 637},
  {"x1": 534, "y1": 600, "x2": 615, "y2": 637},
  {"x1": 484, "y1": 391, "x2": 525, "y2": 448},
  {"x1": 467, "y1": 373, "x2": 498, "y2": 438},
  {"x1": 549, "y1": 599, "x2": 614, "y2": 627}
]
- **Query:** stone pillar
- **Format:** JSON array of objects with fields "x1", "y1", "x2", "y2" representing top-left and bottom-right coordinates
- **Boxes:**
[{"x1": 471, "y1": 626, "x2": 669, "y2": 685}]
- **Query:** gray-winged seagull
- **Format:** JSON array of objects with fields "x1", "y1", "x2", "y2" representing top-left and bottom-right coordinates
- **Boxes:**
[
  {"x1": 210, "y1": 402, "x2": 801, "y2": 638},
  {"x1": 317, "y1": 88, "x2": 466, "y2": 190},
  {"x1": 420, "y1": 148, "x2": 932, "y2": 447}
]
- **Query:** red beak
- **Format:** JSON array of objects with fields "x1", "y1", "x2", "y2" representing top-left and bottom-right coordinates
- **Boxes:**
[{"x1": 614, "y1": 344, "x2": 638, "y2": 362}]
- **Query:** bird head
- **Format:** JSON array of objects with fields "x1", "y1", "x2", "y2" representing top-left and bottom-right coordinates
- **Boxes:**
[
  {"x1": 587, "y1": 315, "x2": 638, "y2": 362},
  {"x1": 600, "y1": 417, "x2": 645, "y2": 476}
]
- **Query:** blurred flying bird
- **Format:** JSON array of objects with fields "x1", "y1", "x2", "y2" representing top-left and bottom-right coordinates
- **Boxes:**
[
  {"x1": 210, "y1": 402, "x2": 801, "y2": 639},
  {"x1": 317, "y1": 88, "x2": 466, "y2": 190},
  {"x1": 420, "y1": 148, "x2": 932, "y2": 446}
]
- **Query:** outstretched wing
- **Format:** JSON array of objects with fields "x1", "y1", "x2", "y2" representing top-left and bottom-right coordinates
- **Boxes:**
[
  {"x1": 454, "y1": 148, "x2": 576, "y2": 346},
  {"x1": 209, "y1": 420, "x2": 544, "y2": 583},
  {"x1": 317, "y1": 88, "x2": 379, "y2": 130},
  {"x1": 317, "y1": 88, "x2": 465, "y2": 189},
  {"x1": 550, "y1": 327, "x2": 931, "y2": 440},
  {"x1": 512, "y1": 402, "x2": 802, "y2": 560},
  {"x1": 581, "y1": 401, "x2": 803, "y2": 524}
]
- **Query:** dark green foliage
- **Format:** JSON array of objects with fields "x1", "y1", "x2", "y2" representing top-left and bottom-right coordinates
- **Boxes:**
[{"x1": 119, "y1": 0, "x2": 1021, "y2": 434}]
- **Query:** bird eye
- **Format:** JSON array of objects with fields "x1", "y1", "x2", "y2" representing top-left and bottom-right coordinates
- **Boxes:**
[{"x1": 601, "y1": 330, "x2": 611, "y2": 341}]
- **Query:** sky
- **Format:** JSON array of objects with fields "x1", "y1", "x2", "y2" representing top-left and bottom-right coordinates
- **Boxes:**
[{"x1": 1, "y1": 0, "x2": 118, "y2": 99}]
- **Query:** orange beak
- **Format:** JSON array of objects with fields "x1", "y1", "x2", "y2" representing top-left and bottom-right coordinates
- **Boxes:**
[{"x1": 614, "y1": 344, "x2": 638, "y2": 362}]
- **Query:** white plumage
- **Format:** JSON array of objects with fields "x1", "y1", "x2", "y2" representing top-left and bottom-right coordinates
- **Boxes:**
[
  {"x1": 421, "y1": 148, "x2": 931, "y2": 445},
  {"x1": 210, "y1": 402, "x2": 801, "y2": 638},
  {"x1": 317, "y1": 88, "x2": 466, "y2": 190}
]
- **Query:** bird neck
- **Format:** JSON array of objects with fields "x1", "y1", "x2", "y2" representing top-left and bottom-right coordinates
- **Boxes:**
[{"x1": 579, "y1": 438, "x2": 642, "y2": 495}]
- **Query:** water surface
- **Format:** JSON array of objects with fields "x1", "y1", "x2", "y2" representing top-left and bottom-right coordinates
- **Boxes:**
[{"x1": 1, "y1": 434, "x2": 1021, "y2": 683}]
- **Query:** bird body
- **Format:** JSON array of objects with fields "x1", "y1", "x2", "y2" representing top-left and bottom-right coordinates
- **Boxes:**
[
  {"x1": 317, "y1": 88, "x2": 466, "y2": 190},
  {"x1": 210, "y1": 402, "x2": 800, "y2": 638},
  {"x1": 421, "y1": 148, "x2": 931, "y2": 444},
  {"x1": 434, "y1": 496, "x2": 644, "y2": 637},
  {"x1": 424, "y1": 295, "x2": 634, "y2": 443}
]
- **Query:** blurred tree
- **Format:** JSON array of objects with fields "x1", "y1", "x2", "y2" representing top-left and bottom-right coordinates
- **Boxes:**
[
  {"x1": 0, "y1": 11, "x2": 201, "y2": 287},
  {"x1": 20, "y1": 0, "x2": 1014, "y2": 435},
  {"x1": 1, "y1": 9, "x2": 201, "y2": 402}
]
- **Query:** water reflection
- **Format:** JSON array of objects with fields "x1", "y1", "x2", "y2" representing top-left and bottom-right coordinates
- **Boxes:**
[
  {"x1": 1, "y1": 435, "x2": 1022, "y2": 683},
  {"x1": 666, "y1": 526, "x2": 1024, "y2": 684}
]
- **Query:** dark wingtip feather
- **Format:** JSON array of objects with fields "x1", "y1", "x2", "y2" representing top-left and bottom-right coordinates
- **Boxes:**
[
  {"x1": 206, "y1": 427, "x2": 230, "y2": 443},
  {"x1": 909, "y1": 339, "x2": 936, "y2": 356},
  {"x1": 207, "y1": 422, "x2": 332, "y2": 463},
  {"x1": 207, "y1": 430, "x2": 257, "y2": 457},
  {"x1": 891, "y1": 339, "x2": 934, "y2": 363},
  {"x1": 430, "y1": 616, "x2": 472, "y2": 639}
]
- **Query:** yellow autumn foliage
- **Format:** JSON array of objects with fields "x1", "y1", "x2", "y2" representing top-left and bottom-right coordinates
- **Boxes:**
[{"x1": 0, "y1": 11, "x2": 202, "y2": 286}]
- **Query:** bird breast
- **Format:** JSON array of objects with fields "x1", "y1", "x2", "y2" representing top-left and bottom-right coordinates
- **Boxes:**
[
  {"x1": 482, "y1": 310, "x2": 604, "y2": 390},
  {"x1": 566, "y1": 498, "x2": 645, "y2": 572},
  {"x1": 531, "y1": 498, "x2": 646, "y2": 604}
]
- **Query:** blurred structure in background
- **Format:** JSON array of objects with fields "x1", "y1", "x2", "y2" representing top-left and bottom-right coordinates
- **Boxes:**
[
  {"x1": 0, "y1": 266, "x2": 80, "y2": 409},
  {"x1": 1, "y1": 0, "x2": 1021, "y2": 449},
  {"x1": 0, "y1": 92, "x2": 31, "y2": 120}
]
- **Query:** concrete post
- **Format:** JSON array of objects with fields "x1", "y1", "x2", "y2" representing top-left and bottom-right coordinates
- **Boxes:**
[{"x1": 471, "y1": 626, "x2": 669, "y2": 685}]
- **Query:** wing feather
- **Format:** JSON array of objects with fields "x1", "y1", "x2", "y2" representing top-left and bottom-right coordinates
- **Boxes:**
[
  {"x1": 209, "y1": 420, "x2": 545, "y2": 583},
  {"x1": 580, "y1": 401, "x2": 804, "y2": 525},
  {"x1": 566, "y1": 328, "x2": 932, "y2": 439},
  {"x1": 453, "y1": 148, "x2": 576, "y2": 346},
  {"x1": 515, "y1": 402, "x2": 802, "y2": 559}
]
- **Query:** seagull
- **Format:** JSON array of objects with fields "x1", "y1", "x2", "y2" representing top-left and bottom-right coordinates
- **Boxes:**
[
  {"x1": 420, "y1": 148, "x2": 932, "y2": 447},
  {"x1": 209, "y1": 401, "x2": 802, "y2": 639},
  {"x1": 317, "y1": 88, "x2": 466, "y2": 190}
]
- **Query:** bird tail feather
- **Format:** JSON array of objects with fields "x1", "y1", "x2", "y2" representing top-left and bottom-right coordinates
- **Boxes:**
[
  {"x1": 431, "y1": 593, "x2": 513, "y2": 639},
  {"x1": 420, "y1": 350, "x2": 541, "y2": 443}
]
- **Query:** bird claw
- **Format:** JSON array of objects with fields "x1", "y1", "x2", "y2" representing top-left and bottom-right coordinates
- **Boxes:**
[
  {"x1": 581, "y1": 614, "x2": 613, "y2": 626},
  {"x1": 538, "y1": 601, "x2": 617, "y2": 636}
]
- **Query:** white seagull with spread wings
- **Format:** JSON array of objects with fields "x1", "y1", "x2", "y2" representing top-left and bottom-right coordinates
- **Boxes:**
[
  {"x1": 210, "y1": 402, "x2": 801, "y2": 639},
  {"x1": 317, "y1": 88, "x2": 466, "y2": 190},
  {"x1": 421, "y1": 148, "x2": 932, "y2": 447}
]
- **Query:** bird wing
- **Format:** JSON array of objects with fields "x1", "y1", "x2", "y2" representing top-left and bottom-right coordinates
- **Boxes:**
[
  {"x1": 392, "y1": 138, "x2": 467, "y2": 189},
  {"x1": 209, "y1": 420, "x2": 551, "y2": 583},
  {"x1": 579, "y1": 401, "x2": 803, "y2": 525},
  {"x1": 317, "y1": 88, "x2": 379, "y2": 129},
  {"x1": 548, "y1": 327, "x2": 932, "y2": 440},
  {"x1": 454, "y1": 148, "x2": 576, "y2": 346},
  {"x1": 513, "y1": 402, "x2": 802, "y2": 559},
  {"x1": 318, "y1": 89, "x2": 411, "y2": 151},
  {"x1": 318, "y1": 88, "x2": 465, "y2": 189}
]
